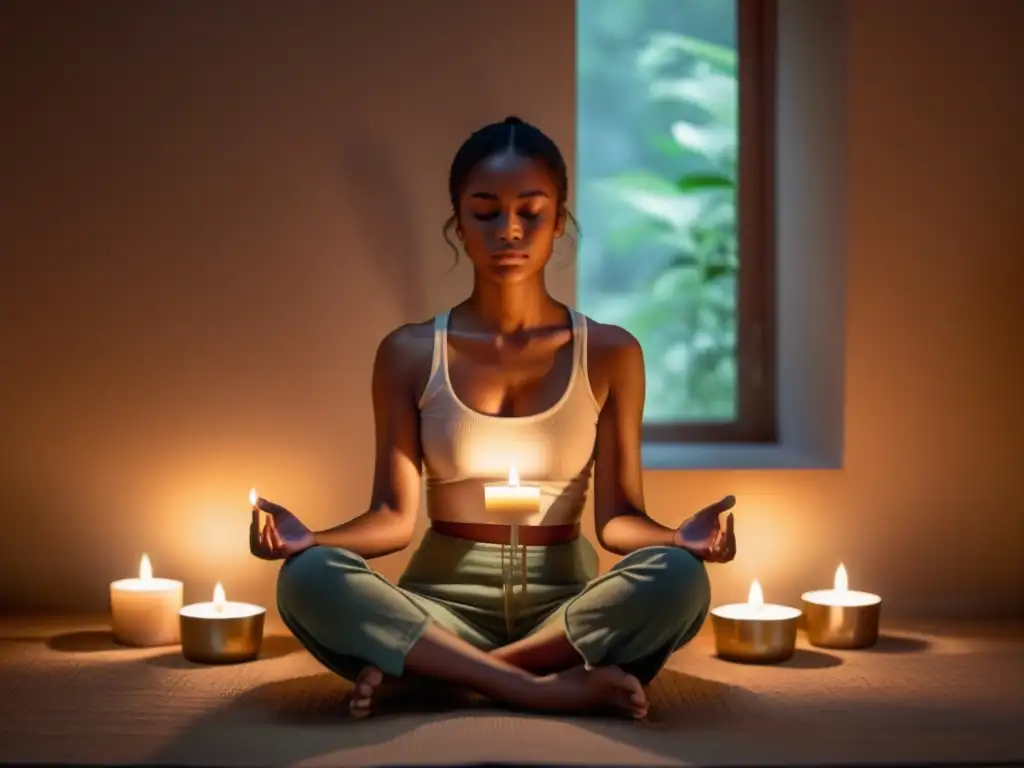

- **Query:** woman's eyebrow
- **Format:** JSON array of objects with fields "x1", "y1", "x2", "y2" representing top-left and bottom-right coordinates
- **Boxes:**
[{"x1": 469, "y1": 190, "x2": 550, "y2": 201}]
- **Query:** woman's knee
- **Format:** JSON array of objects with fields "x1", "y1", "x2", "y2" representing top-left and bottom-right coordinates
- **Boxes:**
[
  {"x1": 629, "y1": 545, "x2": 711, "y2": 613},
  {"x1": 276, "y1": 546, "x2": 368, "y2": 617}
]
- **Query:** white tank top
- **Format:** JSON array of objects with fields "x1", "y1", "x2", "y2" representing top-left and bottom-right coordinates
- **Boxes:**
[{"x1": 418, "y1": 308, "x2": 601, "y2": 527}]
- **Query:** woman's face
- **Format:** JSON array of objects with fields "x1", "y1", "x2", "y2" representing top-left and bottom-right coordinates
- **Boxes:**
[{"x1": 456, "y1": 150, "x2": 565, "y2": 283}]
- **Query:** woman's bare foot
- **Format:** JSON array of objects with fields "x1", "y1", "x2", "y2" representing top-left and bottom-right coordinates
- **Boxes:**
[
  {"x1": 348, "y1": 666, "x2": 385, "y2": 718},
  {"x1": 348, "y1": 666, "x2": 482, "y2": 718},
  {"x1": 532, "y1": 665, "x2": 648, "y2": 719}
]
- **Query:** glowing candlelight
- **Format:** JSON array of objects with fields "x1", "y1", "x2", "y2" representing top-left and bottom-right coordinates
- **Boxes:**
[
  {"x1": 803, "y1": 562, "x2": 881, "y2": 608},
  {"x1": 181, "y1": 582, "x2": 261, "y2": 621},
  {"x1": 483, "y1": 465, "x2": 541, "y2": 525}
]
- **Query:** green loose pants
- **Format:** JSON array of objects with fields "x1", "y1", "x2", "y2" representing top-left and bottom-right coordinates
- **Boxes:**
[{"x1": 277, "y1": 528, "x2": 710, "y2": 685}]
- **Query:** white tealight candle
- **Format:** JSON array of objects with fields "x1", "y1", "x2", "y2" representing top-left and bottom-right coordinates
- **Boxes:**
[
  {"x1": 483, "y1": 465, "x2": 541, "y2": 525},
  {"x1": 109, "y1": 554, "x2": 184, "y2": 647},
  {"x1": 179, "y1": 582, "x2": 266, "y2": 664},
  {"x1": 180, "y1": 582, "x2": 264, "y2": 621},
  {"x1": 802, "y1": 562, "x2": 882, "y2": 608},
  {"x1": 712, "y1": 579, "x2": 803, "y2": 621},
  {"x1": 801, "y1": 562, "x2": 882, "y2": 649},
  {"x1": 710, "y1": 580, "x2": 802, "y2": 664}
]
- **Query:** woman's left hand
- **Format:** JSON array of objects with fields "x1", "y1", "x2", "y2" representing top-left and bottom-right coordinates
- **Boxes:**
[{"x1": 672, "y1": 495, "x2": 737, "y2": 563}]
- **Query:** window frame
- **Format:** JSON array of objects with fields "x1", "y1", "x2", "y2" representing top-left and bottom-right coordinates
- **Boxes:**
[{"x1": 641, "y1": 0, "x2": 779, "y2": 445}]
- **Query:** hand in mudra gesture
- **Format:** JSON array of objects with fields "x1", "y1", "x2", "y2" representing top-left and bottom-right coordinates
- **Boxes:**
[
  {"x1": 673, "y1": 495, "x2": 737, "y2": 563},
  {"x1": 249, "y1": 497, "x2": 316, "y2": 560}
]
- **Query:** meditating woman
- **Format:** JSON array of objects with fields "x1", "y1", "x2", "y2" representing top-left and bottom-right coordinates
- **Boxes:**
[{"x1": 249, "y1": 116, "x2": 738, "y2": 719}]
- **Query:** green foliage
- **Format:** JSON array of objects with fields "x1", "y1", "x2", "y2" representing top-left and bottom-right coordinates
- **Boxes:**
[{"x1": 577, "y1": 2, "x2": 739, "y2": 422}]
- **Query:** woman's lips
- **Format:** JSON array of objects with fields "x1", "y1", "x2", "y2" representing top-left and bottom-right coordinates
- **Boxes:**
[{"x1": 491, "y1": 251, "x2": 529, "y2": 264}]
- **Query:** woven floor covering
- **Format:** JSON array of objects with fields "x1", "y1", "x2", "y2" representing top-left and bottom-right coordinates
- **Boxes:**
[{"x1": 0, "y1": 615, "x2": 1020, "y2": 768}]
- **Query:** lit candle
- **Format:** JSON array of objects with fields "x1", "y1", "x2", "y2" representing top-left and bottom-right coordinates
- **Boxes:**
[
  {"x1": 801, "y1": 562, "x2": 882, "y2": 649},
  {"x1": 179, "y1": 582, "x2": 265, "y2": 664},
  {"x1": 710, "y1": 579, "x2": 802, "y2": 664},
  {"x1": 484, "y1": 465, "x2": 540, "y2": 637},
  {"x1": 109, "y1": 554, "x2": 184, "y2": 647},
  {"x1": 249, "y1": 487, "x2": 261, "y2": 527},
  {"x1": 483, "y1": 465, "x2": 541, "y2": 525}
]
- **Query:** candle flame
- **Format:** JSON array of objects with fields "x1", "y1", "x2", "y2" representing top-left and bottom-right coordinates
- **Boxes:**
[
  {"x1": 835, "y1": 562, "x2": 848, "y2": 593},
  {"x1": 213, "y1": 582, "x2": 226, "y2": 612},
  {"x1": 747, "y1": 579, "x2": 764, "y2": 606},
  {"x1": 508, "y1": 465, "x2": 520, "y2": 487},
  {"x1": 139, "y1": 554, "x2": 153, "y2": 581},
  {"x1": 249, "y1": 487, "x2": 258, "y2": 506}
]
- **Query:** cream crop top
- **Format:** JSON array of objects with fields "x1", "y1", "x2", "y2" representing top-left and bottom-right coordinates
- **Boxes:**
[{"x1": 418, "y1": 308, "x2": 601, "y2": 527}]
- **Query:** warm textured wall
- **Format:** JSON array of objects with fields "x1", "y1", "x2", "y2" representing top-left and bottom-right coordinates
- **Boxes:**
[{"x1": 1, "y1": 0, "x2": 1021, "y2": 621}]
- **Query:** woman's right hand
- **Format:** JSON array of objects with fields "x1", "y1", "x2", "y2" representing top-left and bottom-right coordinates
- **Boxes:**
[{"x1": 249, "y1": 497, "x2": 316, "y2": 560}]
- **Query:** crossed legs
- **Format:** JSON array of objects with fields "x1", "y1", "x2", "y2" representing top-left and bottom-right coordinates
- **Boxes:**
[{"x1": 277, "y1": 544, "x2": 710, "y2": 717}]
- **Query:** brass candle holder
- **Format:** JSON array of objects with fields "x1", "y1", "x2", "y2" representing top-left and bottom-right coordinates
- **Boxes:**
[
  {"x1": 711, "y1": 579, "x2": 802, "y2": 664},
  {"x1": 179, "y1": 582, "x2": 265, "y2": 664},
  {"x1": 801, "y1": 563, "x2": 881, "y2": 649}
]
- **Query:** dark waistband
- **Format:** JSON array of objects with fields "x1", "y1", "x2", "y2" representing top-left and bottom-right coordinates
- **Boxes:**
[{"x1": 429, "y1": 520, "x2": 580, "y2": 546}]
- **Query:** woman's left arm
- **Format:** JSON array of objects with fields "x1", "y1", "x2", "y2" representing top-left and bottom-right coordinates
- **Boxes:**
[{"x1": 592, "y1": 328, "x2": 679, "y2": 555}]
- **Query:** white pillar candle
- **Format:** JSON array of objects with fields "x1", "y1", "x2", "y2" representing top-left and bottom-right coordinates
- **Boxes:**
[
  {"x1": 109, "y1": 554, "x2": 184, "y2": 647},
  {"x1": 484, "y1": 465, "x2": 541, "y2": 524}
]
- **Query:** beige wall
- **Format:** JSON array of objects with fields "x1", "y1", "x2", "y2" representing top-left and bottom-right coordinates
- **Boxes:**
[{"x1": 1, "y1": 0, "x2": 1020, "y2": 621}]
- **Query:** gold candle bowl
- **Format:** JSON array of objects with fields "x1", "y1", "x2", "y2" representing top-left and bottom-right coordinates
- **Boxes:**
[
  {"x1": 801, "y1": 593, "x2": 881, "y2": 649},
  {"x1": 801, "y1": 562, "x2": 882, "y2": 649},
  {"x1": 179, "y1": 583, "x2": 265, "y2": 664},
  {"x1": 710, "y1": 580, "x2": 802, "y2": 664}
]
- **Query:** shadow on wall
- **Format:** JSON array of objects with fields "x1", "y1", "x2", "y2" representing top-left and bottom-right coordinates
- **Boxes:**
[{"x1": 335, "y1": 124, "x2": 430, "y2": 323}]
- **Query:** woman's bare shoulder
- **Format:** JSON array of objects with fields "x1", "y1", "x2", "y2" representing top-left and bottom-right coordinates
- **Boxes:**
[
  {"x1": 375, "y1": 319, "x2": 437, "y2": 393},
  {"x1": 584, "y1": 317, "x2": 643, "y2": 366},
  {"x1": 579, "y1": 316, "x2": 644, "y2": 405},
  {"x1": 379, "y1": 319, "x2": 435, "y2": 354}
]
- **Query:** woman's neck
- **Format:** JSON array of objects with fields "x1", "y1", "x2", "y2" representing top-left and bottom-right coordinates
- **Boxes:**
[{"x1": 465, "y1": 277, "x2": 564, "y2": 334}]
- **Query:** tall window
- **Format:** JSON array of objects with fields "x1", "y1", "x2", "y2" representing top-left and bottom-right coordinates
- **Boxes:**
[{"x1": 577, "y1": 0, "x2": 776, "y2": 443}]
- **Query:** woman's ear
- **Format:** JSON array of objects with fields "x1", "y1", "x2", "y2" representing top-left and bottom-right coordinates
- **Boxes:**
[{"x1": 555, "y1": 208, "x2": 567, "y2": 238}]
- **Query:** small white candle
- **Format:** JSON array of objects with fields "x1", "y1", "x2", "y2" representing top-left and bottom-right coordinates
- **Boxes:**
[
  {"x1": 109, "y1": 554, "x2": 184, "y2": 647},
  {"x1": 801, "y1": 562, "x2": 881, "y2": 607},
  {"x1": 484, "y1": 465, "x2": 541, "y2": 524},
  {"x1": 712, "y1": 579, "x2": 803, "y2": 621},
  {"x1": 180, "y1": 582, "x2": 265, "y2": 620}
]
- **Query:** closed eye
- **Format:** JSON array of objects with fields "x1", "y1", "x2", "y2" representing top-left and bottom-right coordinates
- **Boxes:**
[{"x1": 472, "y1": 209, "x2": 541, "y2": 222}]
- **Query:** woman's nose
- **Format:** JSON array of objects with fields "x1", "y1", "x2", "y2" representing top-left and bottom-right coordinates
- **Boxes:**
[{"x1": 497, "y1": 213, "x2": 524, "y2": 243}]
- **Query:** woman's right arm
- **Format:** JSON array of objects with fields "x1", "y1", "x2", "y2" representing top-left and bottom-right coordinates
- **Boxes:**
[{"x1": 310, "y1": 326, "x2": 427, "y2": 558}]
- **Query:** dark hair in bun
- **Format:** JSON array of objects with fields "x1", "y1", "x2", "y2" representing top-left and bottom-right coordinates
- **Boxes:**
[{"x1": 447, "y1": 116, "x2": 568, "y2": 212}]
